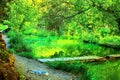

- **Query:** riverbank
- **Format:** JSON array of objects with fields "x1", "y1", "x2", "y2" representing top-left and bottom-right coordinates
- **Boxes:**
[{"x1": 0, "y1": 33, "x2": 19, "y2": 80}]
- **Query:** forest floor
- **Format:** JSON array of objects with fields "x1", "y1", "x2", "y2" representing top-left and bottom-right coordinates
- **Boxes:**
[{"x1": 14, "y1": 54, "x2": 78, "y2": 80}]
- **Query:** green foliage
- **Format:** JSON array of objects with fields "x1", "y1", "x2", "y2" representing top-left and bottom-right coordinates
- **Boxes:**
[
  {"x1": 82, "y1": 32, "x2": 98, "y2": 43},
  {"x1": 7, "y1": 31, "x2": 33, "y2": 58},
  {"x1": 21, "y1": 35, "x2": 120, "y2": 58},
  {"x1": 2, "y1": 0, "x2": 120, "y2": 79},
  {"x1": 46, "y1": 60, "x2": 120, "y2": 80},
  {"x1": 57, "y1": 40, "x2": 80, "y2": 57},
  {"x1": 85, "y1": 61, "x2": 120, "y2": 80},
  {"x1": 39, "y1": 0, "x2": 75, "y2": 33},
  {"x1": 0, "y1": 0, "x2": 12, "y2": 22},
  {"x1": 35, "y1": 29, "x2": 49, "y2": 37},
  {"x1": 32, "y1": 46, "x2": 62, "y2": 58},
  {"x1": 0, "y1": 0, "x2": 119, "y2": 77},
  {"x1": 46, "y1": 61, "x2": 87, "y2": 74},
  {"x1": 0, "y1": 24, "x2": 8, "y2": 31},
  {"x1": 36, "y1": 29, "x2": 58, "y2": 37},
  {"x1": 100, "y1": 36, "x2": 120, "y2": 44},
  {"x1": 4, "y1": 0, "x2": 40, "y2": 31},
  {"x1": 17, "y1": 52, "x2": 34, "y2": 59}
]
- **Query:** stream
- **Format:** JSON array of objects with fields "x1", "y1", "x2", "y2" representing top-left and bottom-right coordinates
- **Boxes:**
[{"x1": 1, "y1": 33, "x2": 9, "y2": 48}]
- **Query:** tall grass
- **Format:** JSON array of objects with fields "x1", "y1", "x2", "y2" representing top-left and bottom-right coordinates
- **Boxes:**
[
  {"x1": 46, "y1": 60, "x2": 120, "y2": 80},
  {"x1": 84, "y1": 60, "x2": 120, "y2": 80}
]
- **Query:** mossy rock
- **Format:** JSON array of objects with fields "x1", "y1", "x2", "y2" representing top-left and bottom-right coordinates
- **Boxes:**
[
  {"x1": 0, "y1": 33, "x2": 2, "y2": 38},
  {"x1": 0, "y1": 48, "x2": 9, "y2": 61}
]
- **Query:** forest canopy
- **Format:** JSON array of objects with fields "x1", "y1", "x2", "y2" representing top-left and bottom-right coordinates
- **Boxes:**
[
  {"x1": 1, "y1": 0, "x2": 120, "y2": 36},
  {"x1": 0, "y1": 0, "x2": 120, "y2": 58}
]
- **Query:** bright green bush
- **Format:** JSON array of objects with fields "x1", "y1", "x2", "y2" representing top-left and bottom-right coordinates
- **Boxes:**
[
  {"x1": 35, "y1": 29, "x2": 49, "y2": 37},
  {"x1": 23, "y1": 29, "x2": 37, "y2": 35},
  {"x1": 32, "y1": 46, "x2": 62, "y2": 58},
  {"x1": 7, "y1": 31, "x2": 33, "y2": 58},
  {"x1": 18, "y1": 52, "x2": 35, "y2": 59},
  {"x1": 82, "y1": 32, "x2": 99, "y2": 43},
  {"x1": 54, "y1": 40, "x2": 80, "y2": 57},
  {"x1": 0, "y1": 24, "x2": 8, "y2": 31},
  {"x1": 99, "y1": 36, "x2": 120, "y2": 44},
  {"x1": 98, "y1": 27, "x2": 111, "y2": 37}
]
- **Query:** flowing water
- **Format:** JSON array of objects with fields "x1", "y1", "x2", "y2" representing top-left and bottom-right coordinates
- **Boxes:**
[{"x1": 1, "y1": 33, "x2": 10, "y2": 48}]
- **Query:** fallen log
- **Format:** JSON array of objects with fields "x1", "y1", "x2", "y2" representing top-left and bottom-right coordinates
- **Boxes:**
[
  {"x1": 37, "y1": 54, "x2": 120, "y2": 63},
  {"x1": 37, "y1": 56, "x2": 105, "y2": 63},
  {"x1": 105, "y1": 54, "x2": 120, "y2": 60}
]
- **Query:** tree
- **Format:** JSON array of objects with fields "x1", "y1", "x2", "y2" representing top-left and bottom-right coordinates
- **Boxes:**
[
  {"x1": 38, "y1": 0, "x2": 75, "y2": 34},
  {"x1": 4, "y1": 0, "x2": 40, "y2": 31},
  {"x1": 0, "y1": 0, "x2": 11, "y2": 22},
  {"x1": 38, "y1": 0, "x2": 120, "y2": 37}
]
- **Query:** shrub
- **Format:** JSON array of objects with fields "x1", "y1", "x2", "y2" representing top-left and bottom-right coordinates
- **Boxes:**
[
  {"x1": 32, "y1": 46, "x2": 62, "y2": 58},
  {"x1": 55, "y1": 40, "x2": 80, "y2": 57},
  {"x1": 46, "y1": 61, "x2": 87, "y2": 74},
  {"x1": 18, "y1": 52, "x2": 35, "y2": 59},
  {"x1": 82, "y1": 32, "x2": 98, "y2": 43},
  {"x1": 7, "y1": 31, "x2": 32, "y2": 56},
  {"x1": 99, "y1": 36, "x2": 120, "y2": 44},
  {"x1": 85, "y1": 61, "x2": 120, "y2": 80},
  {"x1": 51, "y1": 51, "x2": 65, "y2": 58},
  {"x1": 0, "y1": 24, "x2": 8, "y2": 31}
]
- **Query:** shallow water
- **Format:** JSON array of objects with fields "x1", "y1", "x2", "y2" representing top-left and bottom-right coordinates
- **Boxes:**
[{"x1": 2, "y1": 34, "x2": 10, "y2": 48}]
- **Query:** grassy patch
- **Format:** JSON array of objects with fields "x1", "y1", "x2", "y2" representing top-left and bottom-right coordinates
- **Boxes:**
[{"x1": 46, "y1": 60, "x2": 120, "y2": 80}]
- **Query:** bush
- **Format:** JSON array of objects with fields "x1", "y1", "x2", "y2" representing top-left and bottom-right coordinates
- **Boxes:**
[
  {"x1": 18, "y1": 52, "x2": 35, "y2": 59},
  {"x1": 51, "y1": 51, "x2": 65, "y2": 58},
  {"x1": 0, "y1": 24, "x2": 8, "y2": 31},
  {"x1": 7, "y1": 31, "x2": 32, "y2": 57},
  {"x1": 46, "y1": 61, "x2": 87, "y2": 74},
  {"x1": 55, "y1": 40, "x2": 80, "y2": 57},
  {"x1": 32, "y1": 46, "x2": 62, "y2": 58},
  {"x1": 35, "y1": 29, "x2": 49, "y2": 37},
  {"x1": 86, "y1": 61, "x2": 120, "y2": 80},
  {"x1": 99, "y1": 36, "x2": 120, "y2": 44},
  {"x1": 82, "y1": 32, "x2": 98, "y2": 43}
]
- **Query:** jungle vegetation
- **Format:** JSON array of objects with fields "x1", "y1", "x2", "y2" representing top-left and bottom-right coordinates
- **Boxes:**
[{"x1": 0, "y1": 0, "x2": 120, "y2": 80}]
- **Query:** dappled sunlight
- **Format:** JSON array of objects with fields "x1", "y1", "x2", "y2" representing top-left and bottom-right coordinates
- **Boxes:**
[{"x1": 33, "y1": 46, "x2": 63, "y2": 58}]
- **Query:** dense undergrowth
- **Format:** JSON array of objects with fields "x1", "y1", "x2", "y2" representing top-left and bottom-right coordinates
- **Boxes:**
[
  {"x1": 7, "y1": 30, "x2": 120, "y2": 58},
  {"x1": 6, "y1": 30, "x2": 120, "y2": 80},
  {"x1": 46, "y1": 60, "x2": 120, "y2": 80}
]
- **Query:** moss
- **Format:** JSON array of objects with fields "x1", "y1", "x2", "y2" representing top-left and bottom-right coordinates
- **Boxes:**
[
  {"x1": 15, "y1": 67, "x2": 26, "y2": 80},
  {"x1": 0, "y1": 47, "x2": 9, "y2": 62},
  {"x1": 0, "y1": 33, "x2": 20, "y2": 80},
  {"x1": 0, "y1": 33, "x2": 8, "y2": 61}
]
